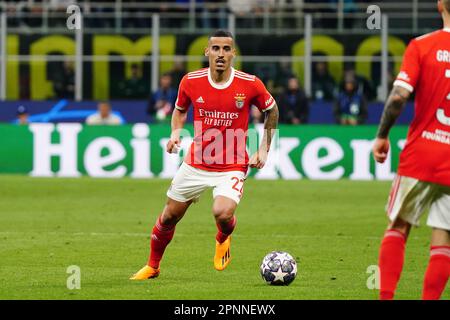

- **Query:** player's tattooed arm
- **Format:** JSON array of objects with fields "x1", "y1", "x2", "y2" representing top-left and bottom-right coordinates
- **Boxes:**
[
  {"x1": 376, "y1": 86, "x2": 411, "y2": 138},
  {"x1": 249, "y1": 103, "x2": 279, "y2": 169},
  {"x1": 261, "y1": 103, "x2": 279, "y2": 152}
]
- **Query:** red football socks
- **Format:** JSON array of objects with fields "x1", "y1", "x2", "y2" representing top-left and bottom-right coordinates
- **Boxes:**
[
  {"x1": 422, "y1": 246, "x2": 450, "y2": 300},
  {"x1": 147, "y1": 215, "x2": 176, "y2": 269},
  {"x1": 216, "y1": 215, "x2": 237, "y2": 244},
  {"x1": 378, "y1": 229, "x2": 406, "y2": 300}
]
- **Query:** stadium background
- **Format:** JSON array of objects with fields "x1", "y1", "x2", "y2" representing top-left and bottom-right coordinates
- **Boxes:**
[
  {"x1": 0, "y1": 0, "x2": 449, "y2": 301},
  {"x1": 0, "y1": 0, "x2": 438, "y2": 179}
]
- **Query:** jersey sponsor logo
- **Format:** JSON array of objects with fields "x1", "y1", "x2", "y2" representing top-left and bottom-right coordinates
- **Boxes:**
[
  {"x1": 198, "y1": 108, "x2": 239, "y2": 126},
  {"x1": 265, "y1": 96, "x2": 274, "y2": 107},
  {"x1": 446, "y1": 69, "x2": 450, "y2": 78},
  {"x1": 196, "y1": 96, "x2": 205, "y2": 103},
  {"x1": 437, "y1": 50, "x2": 450, "y2": 63},
  {"x1": 422, "y1": 128, "x2": 450, "y2": 145},
  {"x1": 234, "y1": 93, "x2": 246, "y2": 109},
  {"x1": 397, "y1": 71, "x2": 410, "y2": 82},
  {"x1": 198, "y1": 108, "x2": 239, "y2": 120}
]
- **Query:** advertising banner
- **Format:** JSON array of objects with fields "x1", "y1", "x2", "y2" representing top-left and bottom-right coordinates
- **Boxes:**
[{"x1": 0, "y1": 124, "x2": 408, "y2": 180}]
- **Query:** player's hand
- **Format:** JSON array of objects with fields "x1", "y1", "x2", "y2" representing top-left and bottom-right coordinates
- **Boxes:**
[
  {"x1": 372, "y1": 138, "x2": 390, "y2": 163},
  {"x1": 249, "y1": 149, "x2": 268, "y2": 169},
  {"x1": 166, "y1": 135, "x2": 180, "y2": 154}
]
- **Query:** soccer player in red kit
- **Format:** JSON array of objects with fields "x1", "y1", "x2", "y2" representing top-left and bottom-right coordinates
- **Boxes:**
[
  {"x1": 130, "y1": 30, "x2": 279, "y2": 279},
  {"x1": 372, "y1": 0, "x2": 450, "y2": 300}
]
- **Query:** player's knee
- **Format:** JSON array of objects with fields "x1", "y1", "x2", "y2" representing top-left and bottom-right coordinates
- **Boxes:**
[
  {"x1": 212, "y1": 205, "x2": 235, "y2": 223},
  {"x1": 430, "y1": 228, "x2": 450, "y2": 247},
  {"x1": 160, "y1": 211, "x2": 180, "y2": 225},
  {"x1": 161, "y1": 203, "x2": 187, "y2": 225},
  {"x1": 388, "y1": 218, "x2": 411, "y2": 237}
]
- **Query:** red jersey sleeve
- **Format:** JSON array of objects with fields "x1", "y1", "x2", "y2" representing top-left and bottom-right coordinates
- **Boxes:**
[
  {"x1": 251, "y1": 77, "x2": 276, "y2": 112},
  {"x1": 394, "y1": 39, "x2": 421, "y2": 93},
  {"x1": 175, "y1": 75, "x2": 191, "y2": 112}
]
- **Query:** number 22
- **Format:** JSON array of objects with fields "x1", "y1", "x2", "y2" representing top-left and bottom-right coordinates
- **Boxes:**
[{"x1": 231, "y1": 177, "x2": 244, "y2": 195}]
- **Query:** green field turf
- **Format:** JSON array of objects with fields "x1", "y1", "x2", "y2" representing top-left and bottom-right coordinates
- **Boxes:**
[{"x1": 0, "y1": 175, "x2": 448, "y2": 300}]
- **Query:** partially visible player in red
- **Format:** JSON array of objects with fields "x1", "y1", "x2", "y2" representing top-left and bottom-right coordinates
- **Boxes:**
[
  {"x1": 372, "y1": 0, "x2": 450, "y2": 300},
  {"x1": 130, "y1": 30, "x2": 279, "y2": 279}
]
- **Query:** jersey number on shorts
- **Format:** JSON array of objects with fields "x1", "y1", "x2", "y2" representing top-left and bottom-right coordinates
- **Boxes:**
[{"x1": 231, "y1": 177, "x2": 244, "y2": 195}]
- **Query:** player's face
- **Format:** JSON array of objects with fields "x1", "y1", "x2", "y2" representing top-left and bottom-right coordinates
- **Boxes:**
[{"x1": 205, "y1": 37, "x2": 235, "y2": 72}]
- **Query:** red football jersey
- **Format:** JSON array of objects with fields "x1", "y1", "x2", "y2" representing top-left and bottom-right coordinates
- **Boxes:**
[
  {"x1": 394, "y1": 28, "x2": 450, "y2": 186},
  {"x1": 175, "y1": 67, "x2": 275, "y2": 172}
]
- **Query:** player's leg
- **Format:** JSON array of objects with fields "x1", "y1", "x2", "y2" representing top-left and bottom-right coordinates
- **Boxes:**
[
  {"x1": 422, "y1": 228, "x2": 450, "y2": 299},
  {"x1": 131, "y1": 163, "x2": 207, "y2": 280},
  {"x1": 422, "y1": 187, "x2": 450, "y2": 299},
  {"x1": 379, "y1": 218, "x2": 411, "y2": 300},
  {"x1": 378, "y1": 176, "x2": 431, "y2": 300},
  {"x1": 212, "y1": 195, "x2": 238, "y2": 271},
  {"x1": 211, "y1": 171, "x2": 244, "y2": 271},
  {"x1": 130, "y1": 198, "x2": 192, "y2": 280},
  {"x1": 147, "y1": 198, "x2": 193, "y2": 269},
  {"x1": 213, "y1": 196, "x2": 238, "y2": 243}
]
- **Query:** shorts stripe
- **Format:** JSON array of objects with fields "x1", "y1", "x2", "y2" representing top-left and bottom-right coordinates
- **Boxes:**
[{"x1": 387, "y1": 176, "x2": 401, "y2": 216}]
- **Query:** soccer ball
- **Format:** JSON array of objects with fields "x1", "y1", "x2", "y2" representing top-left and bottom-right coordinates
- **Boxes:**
[{"x1": 260, "y1": 251, "x2": 297, "y2": 286}]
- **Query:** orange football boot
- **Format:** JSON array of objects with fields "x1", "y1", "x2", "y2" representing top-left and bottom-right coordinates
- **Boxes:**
[
  {"x1": 130, "y1": 265, "x2": 160, "y2": 280},
  {"x1": 214, "y1": 236, "x2": 231, "y2": 271}
]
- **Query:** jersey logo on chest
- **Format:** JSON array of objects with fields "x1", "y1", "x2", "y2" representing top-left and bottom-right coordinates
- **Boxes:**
[
  {"x1": 234, "y1": 93, "x2": 246, "y2": 109},
  {"x1": 196, "y1": 96, "x2": 205, "y2": 103}
]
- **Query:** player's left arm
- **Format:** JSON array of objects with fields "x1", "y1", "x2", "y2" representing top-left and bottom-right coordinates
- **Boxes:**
[
  {"x1": 372, "y1": 85, "x2": 411, "y2": 163},
  {"x1": 249, "y1": 103, "x2": 279, "y2": 169},
  {"x1": 373, "y1": 38, "x2": 419, "y2": 163}
]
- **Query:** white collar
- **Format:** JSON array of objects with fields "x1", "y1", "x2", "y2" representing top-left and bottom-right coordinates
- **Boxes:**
[
  {"x1": 443, "y1": 27, "x2": 450, "y2": 33},
  {"x1": 208, "y1": 67, "x2": 235, "y2": 90}
]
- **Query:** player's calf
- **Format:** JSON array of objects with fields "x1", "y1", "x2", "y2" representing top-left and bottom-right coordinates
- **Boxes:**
[
  {"x1": 378, "y1": 221, "x2": 410, "y2": 300},
  {"x1": 213, "y1": 196, "x2": 238, "y2": 244},
  {"x1": 422, "y1": 229, "x2": 450, "y2": 300},
  {"x1": 212, "y1": 197, "x2": 237, "y2": 271}
]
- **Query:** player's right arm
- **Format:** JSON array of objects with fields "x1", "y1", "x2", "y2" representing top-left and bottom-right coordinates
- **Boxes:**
[
  {"x1": 373, "y1": 39, "x2": 420, "y2": 163},
  {"x1": 167, "y1": 108, "x2": 187, "y2": 153},
  {"x1": 373, "y1": 86, "x2": 411, "y2": 163},
  {"x1": 167, "y1": 75, "x2": 191, "y2": 154}
]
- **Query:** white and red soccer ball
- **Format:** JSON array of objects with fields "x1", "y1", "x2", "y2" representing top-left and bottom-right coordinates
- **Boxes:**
[{"x1": 260, "y1": 251, "x2": 297, "y2": 286}]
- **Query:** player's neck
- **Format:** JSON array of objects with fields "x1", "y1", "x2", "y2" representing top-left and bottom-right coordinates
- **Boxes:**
[
  {"x1": 443, "y1": 13, "x2": 450, "y2": 30},
  {"x1": 210, "y1": 68, "x2": 232, "y2": 84}
]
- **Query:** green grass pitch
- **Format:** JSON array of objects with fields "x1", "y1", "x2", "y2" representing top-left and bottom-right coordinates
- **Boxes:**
[{"x1": 0, "y1": 175, "x2": 448, "y2": 300}]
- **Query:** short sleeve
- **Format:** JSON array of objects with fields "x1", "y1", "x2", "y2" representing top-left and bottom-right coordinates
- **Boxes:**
[
  {"x1": 174, "y1": 76, "x2": 191, "y2": 112},
  {"x1": 251, "y1": 78, "x2": 276, "y2": 112},
  {"x1": 393, "y1": 40, "x2": 420, "y2": 93}
]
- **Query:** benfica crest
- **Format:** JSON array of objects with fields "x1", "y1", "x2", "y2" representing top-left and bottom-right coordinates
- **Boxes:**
[{"x1": 234, "y1": 93, "x2": 246, "y2": 109}]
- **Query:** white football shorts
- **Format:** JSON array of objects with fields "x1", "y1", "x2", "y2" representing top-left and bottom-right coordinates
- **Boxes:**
[
  {"x1": 167, "y1": 162, "x2": 246, "y2": 204},
  {"x1": 386, "y1": 175, "x2": 450, "y2": 231}
]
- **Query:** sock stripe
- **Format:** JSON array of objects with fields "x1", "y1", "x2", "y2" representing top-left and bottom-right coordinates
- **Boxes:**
[
  {"x1": 430, "y1": 247, "x2": 450, "y2": 258},
  {"x1": 384, "y1": 229, "x2": 406, "y2": 240}
]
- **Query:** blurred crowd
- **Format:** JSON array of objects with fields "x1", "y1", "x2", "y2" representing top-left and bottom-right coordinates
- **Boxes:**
[
  {"x1": 24, "y1": 58, "x2": 393, "y2": 126},
  {"x1": 248, "y1": 60, "x2": 394, "y2": 126}
]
